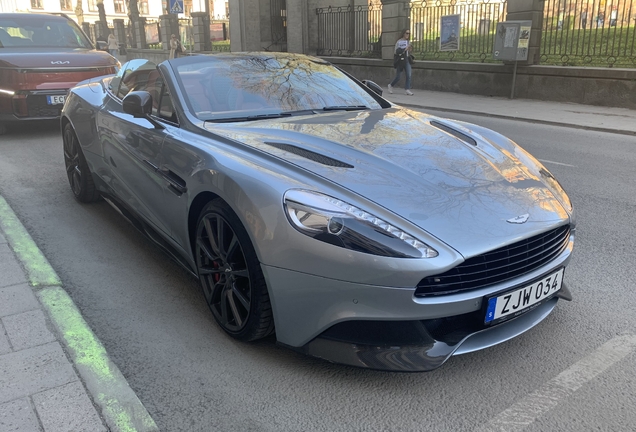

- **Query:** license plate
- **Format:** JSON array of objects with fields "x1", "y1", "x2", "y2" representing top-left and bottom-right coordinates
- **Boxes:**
[
  {"x1": 47, "y1": 95, "x2": 65, "y2": 105},
  {"x1": 485, "y1": 268, "x2": 564, "y2": 325}
]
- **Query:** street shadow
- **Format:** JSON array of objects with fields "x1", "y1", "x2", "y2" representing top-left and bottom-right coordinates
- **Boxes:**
[{"x1": 2, "y1": 120, "x2": 60, "y2": 138}]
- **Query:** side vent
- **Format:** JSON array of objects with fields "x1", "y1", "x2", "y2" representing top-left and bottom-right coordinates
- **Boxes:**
[
  {"x1": 265, "y1": 142, "x2": 354, "y2": 168},
  {"x1": 430, "y1": 121, "x2": 477, "y2": 146}
]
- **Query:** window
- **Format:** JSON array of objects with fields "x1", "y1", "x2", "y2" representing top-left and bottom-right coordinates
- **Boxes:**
[
  {"x1": 139, "y1": 0, "x2": 149, "y2": 14},
  {"x1": 31, "y1": 0, "x2": 43, "y2": 8},
  {"x1": 0, "y1": 16, "x2": 92, "y2": 48},
  {"x1": 60, "y1": 0, "x2": 73, "y2": 10},
  {"x1": 87, "y1": 0, "x2": 97, "y2": 12},
  {"x1": 157, "y1": 84, "x2": 176, "y2": 123},
  {"x1": 114, "y1": 59, "x2": 157, "y2": 100},
  {"x1": 113, "y1": 0, "x2": 126, "y2": 13}
]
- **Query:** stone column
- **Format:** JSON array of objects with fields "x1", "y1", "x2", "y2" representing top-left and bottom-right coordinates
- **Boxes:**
[
  {"x1": 81, "y1": 22, "x2": 91, "y2": 41},
  {"x1": 506, "y1": 0, "x2": 544, "y2": 65},
  {"x1": 134, "y1": 17, "x2": 147, "y2": 49},
  {"x1": 191, "y1": 11, "x2": 211, "y2": 52},
  {"x1": 286, "y1": 0, "x2": 308, "y2": 54},
  {"x1": 160, "y1": 14, "x2": 179, "y2": 50},
  {"x1": 380, "y1": 0, "x2": 410, "y2": 61},
  {"x1": 229, "y1": 0, "x2": 261, "y2": 52},
  {"x1": 113, "y1": 19, "x2": 126, "y2": 47}
]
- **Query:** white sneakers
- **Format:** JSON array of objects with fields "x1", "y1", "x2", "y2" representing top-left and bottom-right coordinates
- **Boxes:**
[{"x1": 387, "y1": 84, "x2": 414, "y2": 96}]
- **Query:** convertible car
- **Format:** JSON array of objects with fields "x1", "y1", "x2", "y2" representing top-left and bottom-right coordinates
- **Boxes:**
[
  {"x1": 61, "y1": 53, "x2": 575, "y2": 371},
  {"x1": 0, "y1": 13, "x2": 120, "y2": 135}
]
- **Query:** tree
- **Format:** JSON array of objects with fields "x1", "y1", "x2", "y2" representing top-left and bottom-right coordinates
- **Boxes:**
[
  {"x1": 75, "y1": 0, "x2": 84, "y2": 25},
  {"x1": 96, "y1": 0, "x2": 109, "y2": 40}
]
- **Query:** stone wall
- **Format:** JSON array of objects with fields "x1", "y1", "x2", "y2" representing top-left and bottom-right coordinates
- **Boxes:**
[{"x1": 325, "y1": 57, "x2": 636, "y2": 109}]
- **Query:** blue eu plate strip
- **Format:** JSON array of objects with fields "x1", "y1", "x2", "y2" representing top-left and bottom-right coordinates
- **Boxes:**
[{"x1": 485, "y1": 297, "x2": 497, "y2": 323}]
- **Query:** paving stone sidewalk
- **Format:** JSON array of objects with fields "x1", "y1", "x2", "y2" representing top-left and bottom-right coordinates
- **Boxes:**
[{"x1": 0, "y1": 230, "x2": 108, "y2": 432}]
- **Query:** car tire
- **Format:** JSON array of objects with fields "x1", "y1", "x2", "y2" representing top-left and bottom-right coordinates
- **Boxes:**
[
  {"x1": 63, "y1": 123, "x2": 100, "y2": 203},
  {"x1": 0, "y1": 123, "x2": 7, "y2": 135},
  {"x1": 195, "y1": 199, "x2": 275, "y2": 341}
]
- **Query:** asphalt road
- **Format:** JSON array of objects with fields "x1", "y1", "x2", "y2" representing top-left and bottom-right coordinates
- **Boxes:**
[{"x1": 0, "y1": 112, "x2": 635, "y2": 432}]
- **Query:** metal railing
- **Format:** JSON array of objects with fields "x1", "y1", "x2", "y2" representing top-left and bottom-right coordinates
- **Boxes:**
[
  {"x1": 541, "y1": 0, "x2": 636, "y2": 67},
  {"x1": 316, "y1": 3, "x2": 383, "y2": 58},
  {"x1": 409, "y1": 0, "x2": 507, "y2": 62},
  {"x1": 178, "y1": 17, "x2": 192, "y2": 47}
]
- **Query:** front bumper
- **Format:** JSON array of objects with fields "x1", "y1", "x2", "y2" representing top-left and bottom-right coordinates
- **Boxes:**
[
  {"x1": 0, "y1": 90, "x2": 67, "y2": 122},
  {"x1": 295, "y1": 290, "x2": 569, "y2": 371},
  {"x1": 262, "y1": 242, "x2": 573, "y2": 371}
]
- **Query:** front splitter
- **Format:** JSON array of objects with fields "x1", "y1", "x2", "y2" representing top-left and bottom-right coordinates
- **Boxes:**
[{"x1": 291, "y1": 286, "x2": 571, "y2": 372}]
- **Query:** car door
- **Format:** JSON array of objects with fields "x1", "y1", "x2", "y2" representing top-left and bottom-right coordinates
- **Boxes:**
[
  {"x1": 98, "y1": 60, "x2": 172, "y2": 237},
  {"x1": 148, "y1": 80, "x2": 198, "y2": 250}
]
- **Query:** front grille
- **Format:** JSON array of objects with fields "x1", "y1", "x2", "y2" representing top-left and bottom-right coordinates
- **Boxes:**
[
  {"x1": 415, "y1": 225, "x2": 571, "y2": 297},
  {"x1": 26, "y1": 95, "x2": 63, "y2": 117}
]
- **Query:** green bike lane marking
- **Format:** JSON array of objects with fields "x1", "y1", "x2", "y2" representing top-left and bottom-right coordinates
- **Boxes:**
[
  {"x1": 0, "y1": 195, "x2": 158, "y2": 432},
  {"x1": 39, "y1": 287, "x2": 159, "y2": 432}
]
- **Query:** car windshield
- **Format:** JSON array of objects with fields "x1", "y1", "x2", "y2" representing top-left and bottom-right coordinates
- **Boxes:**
[
  {"x1": 0, "y1": 16, "x2": 92, "y2": 49},
  {"x1": 172, "y1": 54, "x2": 385, "y2": 122}
]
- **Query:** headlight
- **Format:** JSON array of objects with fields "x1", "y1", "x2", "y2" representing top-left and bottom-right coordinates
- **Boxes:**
[{"x1": 284, "y1": 190, "x2": 438, "y2": 258}]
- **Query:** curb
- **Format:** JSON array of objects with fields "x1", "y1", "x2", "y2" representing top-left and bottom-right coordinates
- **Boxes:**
[
  {"x1": 0, "y1": 195, "x2": 159, "y2": 432},
  {"x1": 394, "y1": 102, "x2": 636, "y2": 137}
]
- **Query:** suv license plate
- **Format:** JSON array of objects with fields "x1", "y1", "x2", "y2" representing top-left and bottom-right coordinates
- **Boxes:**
[
  {"x1": 485, "y1": 268, "x2": 564, "y2": 325},
  {"x1": 47, "y1": 95, "x2": 66, "y2": 105}
]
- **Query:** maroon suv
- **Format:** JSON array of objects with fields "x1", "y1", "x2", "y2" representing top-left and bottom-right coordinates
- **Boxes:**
[{"x1": 0, "y1": 13, "x2": 120, "y2": 134}]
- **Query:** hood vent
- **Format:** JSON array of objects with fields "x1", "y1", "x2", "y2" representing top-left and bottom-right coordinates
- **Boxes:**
[
  {"x1": 265, "y1": 142, "x2": 354, "y2": 168},
  {"x1": 430, "y1": 121, "x2": 477, "y2": 146}
]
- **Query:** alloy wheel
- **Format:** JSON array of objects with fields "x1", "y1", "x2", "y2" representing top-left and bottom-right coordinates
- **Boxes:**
[
  {"x1": 63, "y1": 126, "x2": 82, "y2": 196},
  {"x1": 196, "y1": 212, "x2": 252, "y2": 333}
]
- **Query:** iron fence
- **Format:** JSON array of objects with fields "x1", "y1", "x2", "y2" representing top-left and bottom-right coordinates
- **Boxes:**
[
  {"x1": 409, "y1": 0, "x2": 507, "y2": 62},
  {"x1": 178, "y1": 17, "x2": 193, "y2": 51},
  {"x1": 316, "y1": 3, "x2": 383, "y2": 58},
  {"x1": 269, "y1": 0, "x2": 287, "y2": 50},
  {"x1": 541, "y1": 0, "x2": 636, "y2": 67}
]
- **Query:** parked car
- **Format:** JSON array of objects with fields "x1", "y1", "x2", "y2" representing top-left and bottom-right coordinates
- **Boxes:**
[
  {"x1": 61, "y1": 53, "x2": 575, "y2": 371},
  {"x1": 0, "y1": 12, "x2": 120, "y2": 134}
]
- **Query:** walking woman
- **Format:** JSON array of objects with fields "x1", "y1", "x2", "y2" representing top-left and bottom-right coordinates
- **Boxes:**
[
  {"x1": 169, "y1": 34, "x2": 179, "y2": 59},
  {"x1": 107, "y1": 33, "x2": 119, "y2": 57},
  {"x1": 388, "y1": 29, "x2": 414, "y2": 96}
]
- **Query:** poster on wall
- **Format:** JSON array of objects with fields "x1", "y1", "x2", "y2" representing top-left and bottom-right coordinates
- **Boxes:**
[
  {"x1": 518, "y1": 25, "x2": 531, "y2": 49},
  {"x1": 440, "y1": 14, "x2": 460, "y2": 51},
  {"x1": 210, "y1": 23, "x2": 226, "y2": 41},
  {"x1": 145, "y1": 22, "x2": 160, "y2": 44}
]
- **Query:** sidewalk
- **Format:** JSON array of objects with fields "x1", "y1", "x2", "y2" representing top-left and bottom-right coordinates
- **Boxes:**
[
  {"x1": 0, "y1": 196, "x2": 157, "y2": 432},
  {"x1": 0, "y1": 87, "x2": 633, "y2": 432},
  {"x1": 383, "y1": 88, "x2": 636, "y2": 136}
]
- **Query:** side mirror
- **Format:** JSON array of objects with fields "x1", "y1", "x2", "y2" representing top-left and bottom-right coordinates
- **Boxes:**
[
  {"x1": 96, "y1": 40, "x2": 108, "y2": 51},
  {"x1": 363, "y1": 80, "x2": 383, "y2": 96},
  {"x1": 123, "y1": 91, "x2": 153, "y2": 118},
  {"x1": 122, "y1": 91, "x2": 165, "y2": 129}
]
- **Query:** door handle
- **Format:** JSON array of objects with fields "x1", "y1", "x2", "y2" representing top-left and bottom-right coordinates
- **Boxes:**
[{"x1": 143, "y1": 160, "x2": 187, "y2": 195}]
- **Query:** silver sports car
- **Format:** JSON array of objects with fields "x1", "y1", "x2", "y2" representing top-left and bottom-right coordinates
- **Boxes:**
[{"x1": 61, "y1": 53, "x2": 574, "y2": 371}]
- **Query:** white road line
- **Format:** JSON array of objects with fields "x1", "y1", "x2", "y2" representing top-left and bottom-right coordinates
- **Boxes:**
[
  {"x1": 477, "y1": 334, "x2": 636, "y2": 432},
  {"x1": 538, "y1": 159, "x2": 577, "y2": 167}
]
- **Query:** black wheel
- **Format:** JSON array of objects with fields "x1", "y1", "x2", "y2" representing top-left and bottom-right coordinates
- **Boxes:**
[
  {"x1": 0, "y1": 123, "x2": 7, "y2": 135},
  {"x1": 195, "y1": 199, "x2": 274, "y2": 341},
  {"x1": 63, "y1": 123, "x2": 100, "y2": 203}
]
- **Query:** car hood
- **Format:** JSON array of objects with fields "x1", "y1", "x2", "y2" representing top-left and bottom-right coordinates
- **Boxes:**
[
  {"x1": 0, "y1": 48, "x2": 117, "y2": 69},
  {"x1": 205, "y1": 108, "x2": 572, "y2": 257}
]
